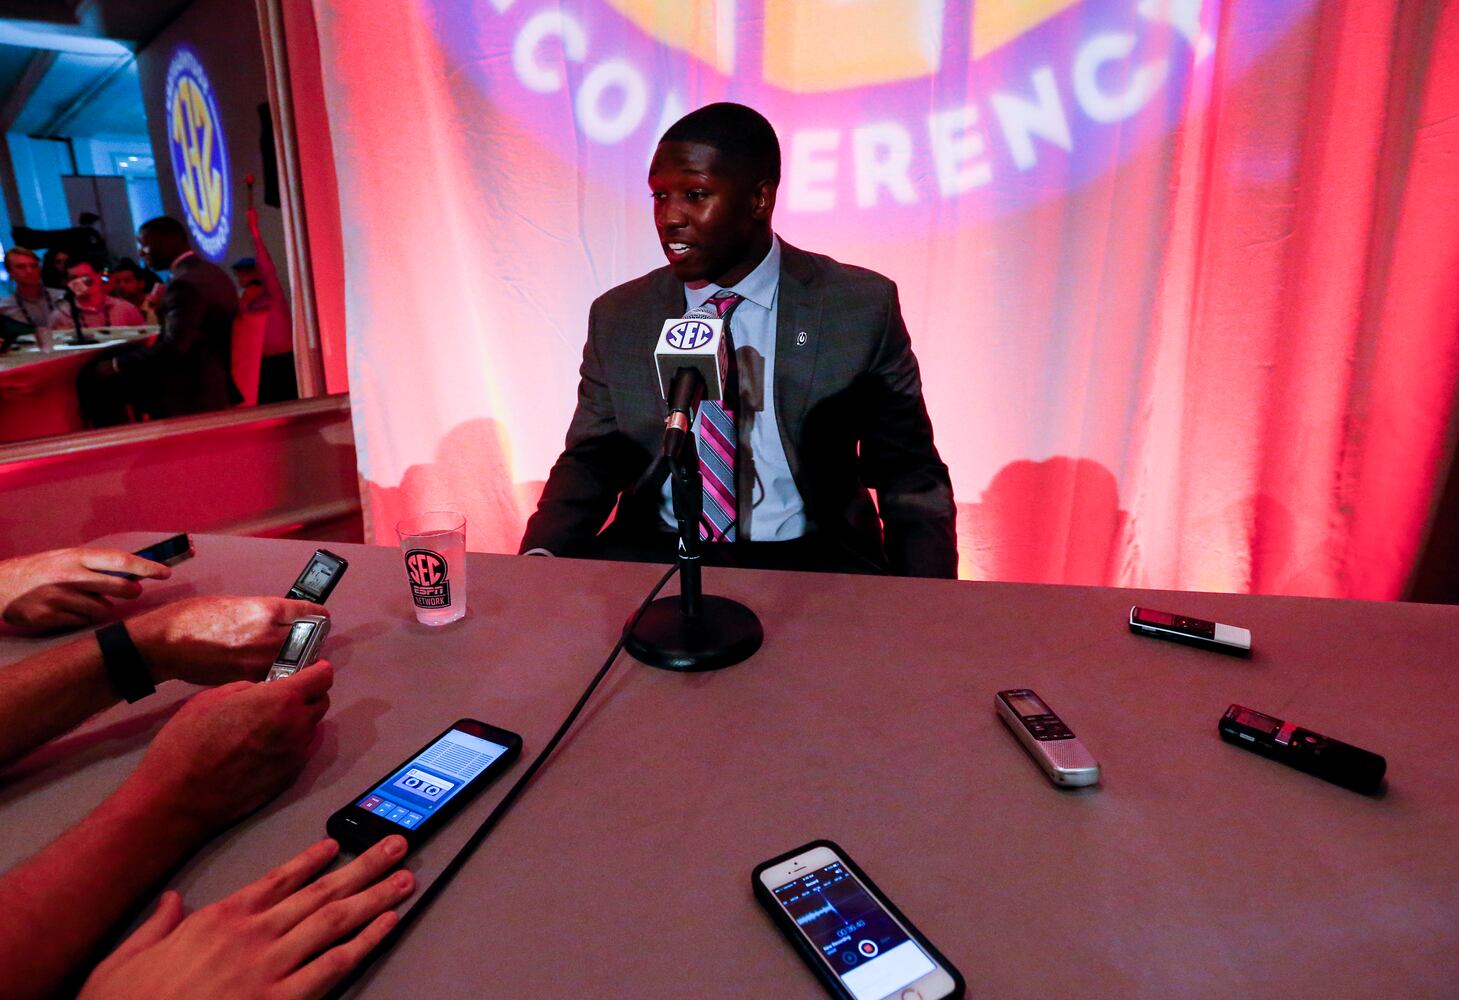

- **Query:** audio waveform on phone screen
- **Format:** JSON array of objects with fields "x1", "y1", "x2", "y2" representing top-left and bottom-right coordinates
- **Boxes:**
[{"x1": 796, "y1": 894, "x2": 843, "y2": 927}]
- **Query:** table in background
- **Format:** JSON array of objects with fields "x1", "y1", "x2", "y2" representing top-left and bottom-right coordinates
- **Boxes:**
[
  {"x1": 1, "y1": 533, "x2": 1455, "y2": 999},
  {"x1": 0, "y1": 326, "x2": 158, "y2": 441}
]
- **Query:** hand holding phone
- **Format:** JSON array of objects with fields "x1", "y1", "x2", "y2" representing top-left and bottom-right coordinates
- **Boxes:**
[
  {"x1": 326, "y1": 719, "x2": 522, "y2": 854},
  {"x1": 265, "y1": 615, "x2": 330, "y2": 682},
  {"x1": 99, "y1": 533, "x2": 194, "y2": 580},
  {"x1": 754, "y1": 841, "x2": 963, "y2": 1000}
]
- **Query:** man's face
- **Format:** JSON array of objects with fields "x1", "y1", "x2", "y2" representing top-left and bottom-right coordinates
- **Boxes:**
[
  {"x1": 112, "y1": 270, "x2": 145, "y2": 301},
  {"x1": 6, "y1": 254, "x2": 41, "y2": 291},
  {"x1": 137, "y1": 229, "x2": 178, "y2": 270},
  {"x1": 649, "y1": 141, "x2": 773, "y2": 289},
  {"x1": 67, "y1": 263, "x2": 103, "y2": 304}
]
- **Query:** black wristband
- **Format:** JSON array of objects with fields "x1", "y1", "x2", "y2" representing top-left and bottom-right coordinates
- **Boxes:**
[{"x1": 96, "y1": 621, "x2": 155, "y2": 703}]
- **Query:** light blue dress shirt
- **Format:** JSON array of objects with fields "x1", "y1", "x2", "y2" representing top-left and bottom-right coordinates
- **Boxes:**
[{"x1": 659, "y1": 236, "x2": 808, "y2": 541}]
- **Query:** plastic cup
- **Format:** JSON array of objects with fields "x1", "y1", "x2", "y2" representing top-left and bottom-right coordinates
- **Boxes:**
[
  {"x1": 396, "y1": 511, "x2": 467, "y2": 625},
  {"x1": 35, "y1": 325, "x2": 54, "y2": 353}
]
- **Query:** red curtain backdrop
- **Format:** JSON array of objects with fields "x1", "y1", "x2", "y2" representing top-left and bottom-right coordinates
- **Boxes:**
[{"x1": 309, "y1": 0, "x2": 1459, "y2": 598}]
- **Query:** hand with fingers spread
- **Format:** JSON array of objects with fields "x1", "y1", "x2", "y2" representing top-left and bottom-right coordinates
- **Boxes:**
[
  {"x1": 0, "y1": 547, "x2": 170, "y2": 630},
  {"x1": 79, "y1": 836, "x2": 414, "y2": 1000},
  {"x1": 126, "y1": 595, "x2": 330, "y2": 686},
  {"x1": 126, "y1": 663, "x2": 336, "y2": 833}
]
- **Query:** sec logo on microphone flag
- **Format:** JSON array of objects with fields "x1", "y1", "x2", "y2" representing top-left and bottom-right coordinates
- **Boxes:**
[{"x1": 665, "y1": 319, "x2": 715, "y2": 350}]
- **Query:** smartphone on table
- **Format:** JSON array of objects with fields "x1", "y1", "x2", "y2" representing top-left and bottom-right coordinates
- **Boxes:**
[
  {"x1": 326, "y1": 719, "x2": 522, "y2": 855},
  {"x1": 754, "y1": 840, "x2": 963, "y2": 1000}
]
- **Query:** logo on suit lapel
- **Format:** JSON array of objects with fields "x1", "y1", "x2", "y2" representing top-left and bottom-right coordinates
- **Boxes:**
[{"x1": 796, "y1": 331, "x2": 808, "y2": 346}]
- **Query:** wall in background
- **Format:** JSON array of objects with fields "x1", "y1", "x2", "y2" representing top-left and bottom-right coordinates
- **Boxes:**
[
  {"x1": 0, "y1": 398, "x2": 361, "y2": 556},
  {"x1": 135, "y1": 0, "x2": 287, "y2": 277}
]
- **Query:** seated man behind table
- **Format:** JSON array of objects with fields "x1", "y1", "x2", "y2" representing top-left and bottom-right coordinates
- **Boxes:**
[
  {"x1": 77, "y1": 215, "x2": 242, "y2": 427},
  {"x1": 107, "y1": 259, "x2": 161, "y2": 326},
  {"x1": 1, "y1": 246, "x2": 64, "y2": 332},
  {"x1": 48, "y1": 259, "x2": 146, "y2": 332},
  {"x1": 519, "y1": 103, "x2": 957, "y2": 578}
]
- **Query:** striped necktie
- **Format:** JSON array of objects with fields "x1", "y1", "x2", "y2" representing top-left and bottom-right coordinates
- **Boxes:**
[{"x1": 698, "y1": 290, "x2": 743, "y2": 542}]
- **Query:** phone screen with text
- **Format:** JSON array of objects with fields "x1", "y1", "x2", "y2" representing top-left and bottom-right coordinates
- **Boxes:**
[
  {"x1": 354, "y1": 729, "x2": 509, "y2": 832},
  {"x1": 774, "y1": 861, "x2": 936, "y2": 1000}
]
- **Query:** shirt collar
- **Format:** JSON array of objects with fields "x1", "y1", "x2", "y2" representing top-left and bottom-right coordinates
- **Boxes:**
[{"x1": 684, "y1": 235, "x2": 781, "y2": 312}]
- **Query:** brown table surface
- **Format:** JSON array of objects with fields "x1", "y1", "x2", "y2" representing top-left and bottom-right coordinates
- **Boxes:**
[{"x1": 1, "y1": 532, "x2": 1456, "y2": 999}]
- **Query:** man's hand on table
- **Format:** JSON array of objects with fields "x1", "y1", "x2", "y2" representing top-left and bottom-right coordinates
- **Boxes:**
[
  {"x1": 123, "y1": 663, "x2": 335, "y2": 834},
  {"x1": 78, "y1": 836, "x2": 414, "y2": 1000},
  {"x1": 127, "y1": 596, "x2": 329, "y2": 686},
  {"x1": 0, "y1": 547, "x2": 169, "y2": 630}
]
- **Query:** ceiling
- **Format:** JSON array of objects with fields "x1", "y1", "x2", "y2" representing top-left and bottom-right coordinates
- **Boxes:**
[{"x1": 1, "y1": 0, "x2": 199, "y2": 140}]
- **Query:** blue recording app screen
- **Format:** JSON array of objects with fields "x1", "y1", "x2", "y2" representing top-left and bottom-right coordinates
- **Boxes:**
[
  {"x1": 774, "y1": 862, "x2": 936, "y2": 1000},
  {"x1": 355, "y1": 729, "x2": 508, "y2": 831}
]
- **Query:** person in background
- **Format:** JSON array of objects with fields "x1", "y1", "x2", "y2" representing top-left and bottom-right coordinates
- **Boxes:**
[
  {"x1": 238, "y1": 204, "x2": 298, "y2": 402},
  {"x1": 0, "y1": 546, "x2": 171, "y2": 630},
  {"x1": 0, "y1": 594, "x2": 372, "y2": 1000},
  {"x1": 41, "y1": 247, "x2": 71, "y2": 289},
  {"x1": 108, "y1": 259, "x2": 161, "y2": 326},
  {"x1": 0, "y1": 246, "x2": 63, "y2": 330},
  {"x1": 49, "y1": 259, "x2": 145, "y2": 332},
  {"x1": 77, "y1": 216, "x2": 242, "y2": 426}
]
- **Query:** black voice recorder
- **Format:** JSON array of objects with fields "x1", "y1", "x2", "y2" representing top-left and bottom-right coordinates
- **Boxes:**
[{"x1": 1219, "y1": 705, "x2": 1386, "y2": 794}]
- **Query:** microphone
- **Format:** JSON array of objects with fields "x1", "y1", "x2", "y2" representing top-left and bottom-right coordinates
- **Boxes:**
[{"x1": 654, "y1": 302, "x2": 729, "y2": 459}]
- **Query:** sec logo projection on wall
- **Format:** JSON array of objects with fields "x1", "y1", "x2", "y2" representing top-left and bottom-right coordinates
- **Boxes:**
[
  {"x1": 448, "y1": 0, "x2": 1259, "y2": 230},
  {"x1": 165, "y1": 46, "x2": 231, "y2": 261}
]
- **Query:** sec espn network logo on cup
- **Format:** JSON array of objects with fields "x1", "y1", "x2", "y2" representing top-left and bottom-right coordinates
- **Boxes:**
[
  {"x1": 440, "y1": 0, "x2": 1283, "y2": 228},
  {"x1": 665, "y1": 319, "x2": 715, "y2": 350},
  {"x1": 165, "y1": 46, "x2": 231, "y2": 260},
  {"x1": 405, "y1": 549, "x2": 452, "y2": 609}
]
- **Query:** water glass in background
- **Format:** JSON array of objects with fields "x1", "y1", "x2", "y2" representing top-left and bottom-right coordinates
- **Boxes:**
[{"x1": 396, "y1": 511, "x2": 467, "y2": 625}]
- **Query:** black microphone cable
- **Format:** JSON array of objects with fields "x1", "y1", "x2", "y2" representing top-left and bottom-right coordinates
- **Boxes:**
[{"x1": 325, "y1": 559, "x2": 680, "y2": 999}]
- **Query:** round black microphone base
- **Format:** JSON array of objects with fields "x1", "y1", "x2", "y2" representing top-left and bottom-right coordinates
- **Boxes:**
[{"x1": 624, "y1": 595, "x2": 763, "y2": 672}]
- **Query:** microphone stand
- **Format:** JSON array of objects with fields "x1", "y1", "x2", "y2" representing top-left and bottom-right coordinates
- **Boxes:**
[
  {"x1": 65, "y1": 291, "x2": 94, "y2": 345},
  {"x1": 624, "y1": 388, "x2": 763, "y2": 672}
]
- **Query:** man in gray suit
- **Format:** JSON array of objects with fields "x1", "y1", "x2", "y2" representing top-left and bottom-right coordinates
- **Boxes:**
[
  {"x1": 520, "y1": 104, "x2": 956, "y2": 578},
  {"x1": 78, "y1": 216, "x2": 241, "y2": 426}
]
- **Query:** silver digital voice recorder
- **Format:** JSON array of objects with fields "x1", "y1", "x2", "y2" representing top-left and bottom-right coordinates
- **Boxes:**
[{"x1": 995, "y1": 689, "x2": 1101, "y2": 787}]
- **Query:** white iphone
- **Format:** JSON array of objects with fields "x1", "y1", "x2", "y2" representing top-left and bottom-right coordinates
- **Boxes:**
[{"x1": 753, "y1": 840, "x2": 963, "y2": 1000}]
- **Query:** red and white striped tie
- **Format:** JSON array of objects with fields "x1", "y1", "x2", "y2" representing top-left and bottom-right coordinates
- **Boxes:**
[{"x1": 698, "y1": 290, "x2": 743, "y2": 542}]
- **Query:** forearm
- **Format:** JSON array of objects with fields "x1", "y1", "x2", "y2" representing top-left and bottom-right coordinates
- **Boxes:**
[
  {"x1": 0, "y1": 778, "x2": 210, "y2": 1000},
  {"x1": 0, "y1": 637, "x2": 121, "y2": 765}
]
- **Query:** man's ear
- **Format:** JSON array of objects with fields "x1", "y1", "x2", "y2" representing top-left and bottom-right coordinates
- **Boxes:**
[{"x1": 751, "y1": 179, "x2": 777, "y2": 223}]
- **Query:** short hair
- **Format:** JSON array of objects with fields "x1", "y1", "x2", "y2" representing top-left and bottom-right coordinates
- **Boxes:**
[
  {"x1": 139, "y1": 216, "x2": 188, "y2": 241},
  {"x1": 3, "y1": 246, "x2": 39, "y2": 269},
  {"x1": 659, "y1": 103, "x2": 781, "y2": 186},
  {"x1": 66, "y1": 258, "x2": 100, "y2": 274}
]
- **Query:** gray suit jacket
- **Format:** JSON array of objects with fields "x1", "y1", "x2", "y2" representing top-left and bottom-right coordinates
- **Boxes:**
[{"x1": 520, "y1": 242, "x2": 957, "y2": 578}]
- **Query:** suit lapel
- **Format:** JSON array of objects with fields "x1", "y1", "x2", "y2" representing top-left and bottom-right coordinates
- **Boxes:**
[
  {"x1": 773, "y1": 242, "x2": 822, "y2": 484},
  {"x1": 645, "y1": 267, "x2": 687, "y2": 417},
  {"x1": 625, "y1": 269, "x2": 685, "y2": 503}
]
